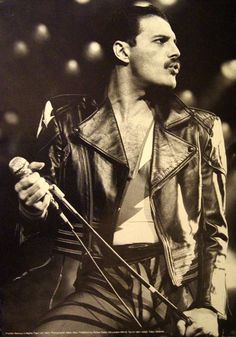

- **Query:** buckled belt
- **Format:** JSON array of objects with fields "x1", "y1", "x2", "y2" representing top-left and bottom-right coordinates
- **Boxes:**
[
  {"x1": 106, "y1": 242, "x2": 163, "y2": 265},
  {"x1": 80, "y1": 242, "x2": 163, "y2": 270}
]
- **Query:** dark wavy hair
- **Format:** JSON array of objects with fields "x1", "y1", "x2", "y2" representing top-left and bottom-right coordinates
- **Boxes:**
[{"x1": 100, "y1": 1, "x2": 168, "y2": 65}]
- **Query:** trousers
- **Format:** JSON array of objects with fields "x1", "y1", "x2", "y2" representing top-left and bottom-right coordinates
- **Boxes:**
[{"x1": 35, "y1": 251, "x2": 196, "y2": 337}]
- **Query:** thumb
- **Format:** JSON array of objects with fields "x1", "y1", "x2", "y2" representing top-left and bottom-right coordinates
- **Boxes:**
[
  {"x1": 29, "y1": 161, "x2": 45, "y2": 171},
  {"x1": 177, "y1": 319, "x2": 186, "y2": 337}
]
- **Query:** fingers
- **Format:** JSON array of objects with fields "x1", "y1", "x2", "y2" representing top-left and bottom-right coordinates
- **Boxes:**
[
  {"x1": 28, "y1": 161, "x2": 45, "y2": 171},
  {"x1": 15, "y1": 172, "x2": 50, "y2": 206},
  {"x1": 177, "y1": 308, "x2": 219, "y2": 337},
  {"x1": 185, "y1": 323, "x2": 202, "y2": 337},
  {"x1": 177, "y1": 320, "x2": 209, "y2": 337},
  {"x1": 177, "y1": 319, "x2": 186, "y2": 336},
  {"x1": 33, "y1": 193, "x2": 51, "y2": 213},
  {"x1": 25, "y1": 181, "x2": 50, "y2": 206},
  {"x1": 176, "y1": 319, "x2": 201, "y2": 337},
  {"x1": 15, "y1": 172, "x2": 40, "y2": 191}
]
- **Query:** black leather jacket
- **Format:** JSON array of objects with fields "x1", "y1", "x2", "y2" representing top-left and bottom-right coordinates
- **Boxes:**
[{"x1": 31, "y1": 94, "x2": 228, "y2": 317}]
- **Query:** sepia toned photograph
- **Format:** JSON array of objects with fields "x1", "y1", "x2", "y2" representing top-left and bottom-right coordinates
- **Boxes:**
[{"x1": 0, "y1": 0, "x2": 236, "y2": 336}]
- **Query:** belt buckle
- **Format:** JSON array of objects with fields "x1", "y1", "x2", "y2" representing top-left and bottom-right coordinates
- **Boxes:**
[{"x1": 126, "y1": 243, "x2": 150, "y2": 249}]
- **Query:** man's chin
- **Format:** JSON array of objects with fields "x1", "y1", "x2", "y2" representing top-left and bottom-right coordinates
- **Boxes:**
[
  {"x1": 151, "y1": 80, "x2": 177, "y2": 90},
  {"x1": 167, "y1": 79, "x2": 177, "y2": 89},
  {"x1": 150, "y1": 83, "x2": 176, "y2": 92}
]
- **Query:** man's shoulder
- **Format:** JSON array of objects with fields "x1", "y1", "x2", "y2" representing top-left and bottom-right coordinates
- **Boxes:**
[
  {"x1": 50, "y1": 94, "x2": 98, "y2": 121},
  {"x1": 173, "y1": 96, "x2": 220, "y2": 135},
  {"x1": 189, "y1": 106, "x2": 219, "y2": 129},
  {"x1": 36, "y1": 94, "x2": 98, "y2": 139},
  {"x1": 174, "y1": 95, "x2": 220, "y2": 136},
  {"x1": 189, "y1": 106, "x2": 226, "y2": 174}
]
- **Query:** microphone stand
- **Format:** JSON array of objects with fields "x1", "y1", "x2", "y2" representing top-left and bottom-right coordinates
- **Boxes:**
[
  {"x1": 50, "y1": 184, "x2": 192, "y2": 328},
  {"x1": 49, "y1": 193, "x2": 142, "y2": 328}
]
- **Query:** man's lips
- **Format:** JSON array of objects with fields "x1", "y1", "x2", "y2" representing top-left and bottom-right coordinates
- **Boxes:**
[{"x1": 165, "y1": 61, "x2": 181, "y2": 75}]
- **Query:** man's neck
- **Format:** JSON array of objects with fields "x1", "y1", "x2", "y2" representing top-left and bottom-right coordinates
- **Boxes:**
[
  {"x1": 107, "y1": 66, "x2": 148, "y2": 121},
  {"x1": 107, "y1": 66, "x2": 155, "y2": 172}
]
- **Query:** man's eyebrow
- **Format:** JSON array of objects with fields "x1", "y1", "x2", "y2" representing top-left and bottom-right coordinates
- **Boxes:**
[
  {"x1": 152, "y1": 34, "x2": 178, "y2": 43},
  {"x1": 152, "y1": 34, "x2": 169, "y2": 39}
]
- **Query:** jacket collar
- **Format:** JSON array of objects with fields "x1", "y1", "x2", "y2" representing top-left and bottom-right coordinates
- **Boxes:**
[
  {"x1": 162, "y1": 96, "x2": 192, "y2": 129},
  {"x1": 77, "y1": 95, "x2": 195, "y2": 171}
]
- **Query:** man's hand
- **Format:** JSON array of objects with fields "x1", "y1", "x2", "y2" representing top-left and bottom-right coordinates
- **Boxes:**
[
  {"x1": 177, "y1": 308, "x2": 219, "y2": 337},
  {"x1": 15, "y1": 161, "x2": 51, "y2": 216}
]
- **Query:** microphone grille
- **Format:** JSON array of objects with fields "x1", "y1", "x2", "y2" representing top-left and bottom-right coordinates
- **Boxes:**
[{"x1": 9, "y1": 156, "x2": 30, "y2": 177}]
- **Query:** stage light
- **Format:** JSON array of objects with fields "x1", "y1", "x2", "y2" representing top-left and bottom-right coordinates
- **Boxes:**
[
  {"x1": 3, "y1": 111, "x2": 19, "y2": 125},
  {"x1": 178, "y1": 90, "x2": 196, "y2": 106},
  {"x1": 74, "y1": 0, "x2": 90, "y2": 4},
  {"x1": 133, "y1": 1, "x2": 153, "y2": 6},
  {"x1": 221, "y1": 60, "x2": 236, "y2": 81},
  {"x1": 13, "y1": 41, "x2": 29, "y2": 57},
  {"x1": 83, "y1": 41, "x2": 103, "y2": 62},
  {"x1": 222, "y1": 122, "x2": 233, "y2": 146},
  {"x1": 65, "y1": 59, "x2": 80, "y2": 75},
  {"x1": 32, "y1": 23, "x2": 50, "y2": 43},
  {"x1": 226, "y1": 249, "x2": 236, "y2": 290},
  {"x1": 158, "y1": 0, "x2": 178, "y2": 6}
]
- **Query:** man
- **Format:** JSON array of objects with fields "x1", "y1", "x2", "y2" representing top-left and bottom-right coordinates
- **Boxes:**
[{"x1": 14, "y1": 1, "x2": 228, "y2": 336}]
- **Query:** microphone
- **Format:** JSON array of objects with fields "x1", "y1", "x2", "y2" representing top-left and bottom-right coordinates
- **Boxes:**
[
  {"x1": 9, "y1": 156, "x2": 65, "y2": 200},
  {"x1": 9, "y1": 156, "x2": 61, "y2": 216},
  {"x1": 9, "y1": 156, "x2": 33, "y2": 178}
]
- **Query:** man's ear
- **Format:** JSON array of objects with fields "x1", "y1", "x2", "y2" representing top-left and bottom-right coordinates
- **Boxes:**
[{"x1": 112, "y1": 40, "x2": 130, "y2": 64}]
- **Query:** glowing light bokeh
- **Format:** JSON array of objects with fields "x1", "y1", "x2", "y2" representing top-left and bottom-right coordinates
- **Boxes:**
[
  {"x1": 74, "y1": 0, "x2": 90, "y2": 4},
  {"x1": 65, "y1": 59, "x2": 80, "y2": 75},
  {"x1": 222, "y1": 122, "x2": 232, "y2": 145},
  {"x1": 221, "y1": 60, "x2": 236, "y2": 81},
  {"x1": 178, "y1": 89, "x2": 196, "y2": 106},
  {"x1": 158, "y1": 0, "x2": 178, "y2": 6},
  {"x1": 83, "y1": 41, "x2": 103, "y2": 62},
  {"x1": 13, "y1": 41, "x2": 29, "y2": 57},
  {"x1": 33, "y1": 23, "x2": 50, "y2": 43},
  {"x1": 226, "y1": 249, "x2": 236, "y2": 290},
  {"x1": 3, "y1": 111, "x2": 20, "y2": 125},
  {"x1": 133, "y1": 1, "x2": 153, "y2": 7}
]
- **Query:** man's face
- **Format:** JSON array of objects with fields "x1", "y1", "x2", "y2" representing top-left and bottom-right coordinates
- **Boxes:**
[{"x1": 128, "y1": 15, "x2": 181, "y2": 89}]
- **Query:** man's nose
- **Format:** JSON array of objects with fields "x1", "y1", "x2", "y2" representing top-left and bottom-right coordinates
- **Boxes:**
[{"x1": 169, "y1": 42, "x2": 181, "y2": 59}]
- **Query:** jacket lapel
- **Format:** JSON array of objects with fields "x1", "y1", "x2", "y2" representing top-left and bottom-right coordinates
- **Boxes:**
[
  {"x1": 77, "y1": 98, "x2": 128, "y2": 166},
  {"x1": 150, "y1": 98, "x2": 197, "y2": 191},
  {"x1": 76, "y1": 95, "x2": 196, "y2": 182}
]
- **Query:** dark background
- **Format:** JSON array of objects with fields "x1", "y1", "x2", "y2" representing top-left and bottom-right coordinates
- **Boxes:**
[{"x1": 0, "y1": 0, "x2": 236, "y2": 334}]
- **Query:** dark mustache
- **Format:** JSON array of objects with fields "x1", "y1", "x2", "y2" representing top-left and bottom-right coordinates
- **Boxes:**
[{"x1": 164, "y1": 58, "x2": 181, "y2": 69}]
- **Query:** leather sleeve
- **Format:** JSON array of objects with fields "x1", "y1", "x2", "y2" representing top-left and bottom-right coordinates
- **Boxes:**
[
  {"x1": 19, "y1": 105, "x2": 65, "y2": 238},
  {"x1": 37, "y1": 116, "x2": 66, "y2": 186},
  {"x1": 19, "y1": 94, "x2": 95, "y2": 239},
  {"x1": 199, "y1": 116, "x2": 228, "y2": 318}
]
